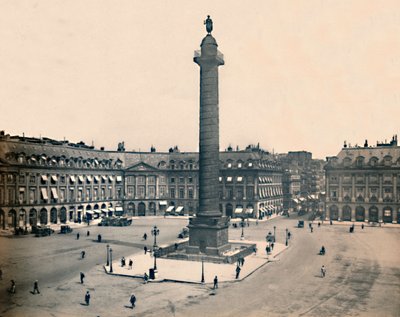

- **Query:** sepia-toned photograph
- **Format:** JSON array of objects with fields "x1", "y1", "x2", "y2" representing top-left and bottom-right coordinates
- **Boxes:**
[{"x1": 0, "y1": 1, "x2": 399, "y2": 316}]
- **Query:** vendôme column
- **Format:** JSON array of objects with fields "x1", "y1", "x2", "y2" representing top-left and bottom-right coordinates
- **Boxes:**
[{"x1": 187, "y1": 16, "x2": 230, "y2": 256}]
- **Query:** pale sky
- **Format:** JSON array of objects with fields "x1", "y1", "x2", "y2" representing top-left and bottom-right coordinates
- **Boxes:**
[{"x1": 1, "y1": 0, "x2": 399, "y2": 159}]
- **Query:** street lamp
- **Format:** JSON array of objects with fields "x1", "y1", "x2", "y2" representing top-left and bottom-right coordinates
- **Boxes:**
[
  {"x1": 106, "y1": 244, "x2": 110, "y2": 266},
  {"x1": 285, "y1": 228, "x2": 288, "y2": 246},
  {"x1": 201, "y1": 258, "x2": 205, "y2": 284},
  {"x1": 240, "y1": 217, "x2": 245, "y2": 240},
  {"x1": 109, "y1": 248, "x2": 113, "y2": 273},
  {"x1": 151, "y1": 226, "x2": 160, "y2": 272}
]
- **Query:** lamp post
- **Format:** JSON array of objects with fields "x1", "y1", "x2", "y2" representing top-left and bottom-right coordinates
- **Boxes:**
[
  {"x1": 240, "y1": 217, "x2": 245, "y2": 240},
  {"x1": 109, "y1": 248, "x2": 113, "y2": 273},
  {"x1": 106, "y1": 244, "x2": 110, "y2": 266},
  {"x1": 201, "y1": 258, "x2": 205, "y2": 284},
  {"x1": 151, "y1": 226, "x2": 160, "y2": 272},
  {"x1": 285, "y1": 228, "x2": 288, "y2": 246}
]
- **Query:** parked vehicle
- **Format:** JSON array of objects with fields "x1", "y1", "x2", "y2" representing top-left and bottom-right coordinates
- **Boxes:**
[
  {"x1": 98, "y1": 216, "x2": 132, "y2": 227},
  {"x1": 60, "y1": 225, "x2": 73, "y2": 234},
  {"x1": 178, "y1": 228, "x2": 189, "y2": 238},
  {"x1": 298, "y1": 220, "x2": 304, "y2": 228},
  {"x1": 33, "y1": 226, "x2": 54, "y2": 237}
]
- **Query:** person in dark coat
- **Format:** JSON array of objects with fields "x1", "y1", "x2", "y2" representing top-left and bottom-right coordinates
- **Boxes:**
[
  {"x1": 87, "y1": 230, "x2": 90, "y2": 237},
  {"x1": 130, "y1": 293, "x2": 136, "y2": 308},
  {"x1": 121, "y1": 257, "x2": 126, "y2": 267},
  {"x1": 77, "y1": 233, "x2": 80, "y2": 240},
  {"x1": 144, "y1": 246, "x2": 148, "y2": 254},
  {"x1": 80, "y1": 272, "x2": 85, "y2": 284},
  {"x1": 10, "y1": 280, "x2": 16, "y2": 294},
  {"x1": 32, "y1": 280, "x2": 40, "y2": 294},
  {"x1": 235, "y1": 266, "x2": 241, "y2": 279},
  {"x1": 81, "y1": 251, "x2": 86, "y2": 259},
  {"x1": 128, "y1": 259, "x2": 133, "y2": 270},
  {"x1": 241, "y1": 257, "x2": 245, "y2": 267},
  {"x1": 143, "y1": 233, "x2": 147, "y2": 240},
  {"x1": 85, "y1": 291, "x2": 90, "y2": 305},
  {"x1": 213, "y1": 276, "x2": 218, "y2": 289}
]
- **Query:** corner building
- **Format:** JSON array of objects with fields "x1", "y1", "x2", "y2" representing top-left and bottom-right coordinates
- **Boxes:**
[
  {"x1": 0, "y1": 133, "x2": 283, "y2": 230},
  {"x1": 325, "y1": 136, "x2": 400, "y2": 223}
]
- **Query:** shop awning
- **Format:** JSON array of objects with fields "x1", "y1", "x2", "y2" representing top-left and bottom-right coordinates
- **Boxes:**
[
  {"x1": 94, "y1": 210, "x2": 102, "y2": 214},
  {"x1": 86, "y1": 176, "x2": 92, "y2": 183},
  {"x1": 51, "y1": 175, "x2": 58, "y2": 182},
  {"x1": 226, "y1": 176, "x2": 233, "y2": 182},
  {"x1": 115, "y1": 206, "x2": 123, "y2": 212},
  {"x1": 41, "y1": 175, "x2": 48, "y2": 182},
  {"x1": 86, "y1": 210, "x2": 94, "y2": 215},
  {"x1": 246, "y1": 208, "x2": 254, "y2": 214},
  {"x1": 70, "y1": 175, "x2": 76, "y2": 183},
  {"x1": 78, "y1": 176, "x2": 84, "y2": 183},
  {"x1": 101, "y1": 176, "x2": 107, "y2": 181},
  {"x1": 176, "y1": 206, "x2": 184, "y2": 212},
  {"x1": 237, "y1": 176, "x2": 243, "y2": 182},
  {"x1": 159, "y1": 201, "x2": 168, "y2": 206},
  {"x1": 108, "y1": 208, "x2": 115, "y2": 212},
  {"x1": 101, "y1": 209, "x2": 108, "y2": 213},
  {"x1": 109, "y1": 176, "x2": 114, "y2": 182},
  {"x1": 292, "y1": 198, "x2": 299, "y2": 204},
  {"x1": 116, "y1": 176, "x2": 122, "y2": 182},
  {"x1": 40, "y1": 188, "x2": 48, "y2": 200},
  {"x1": 234, "y1": 207, "x2": 243, "y2": 214},
  {"x1": 166, "y1": 206, "x2": 175, "y2": 212},
  {"x1": 51, "y1": 188, "x2": 58, "y2": 199},
  {"x1": 94, "y1": 176, "x2": 100, "y2": 182},
  {"x1": 258, "y1": 177, "x2": 263, "y2": 183}
]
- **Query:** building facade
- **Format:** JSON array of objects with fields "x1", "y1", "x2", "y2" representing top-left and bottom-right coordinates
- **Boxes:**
[
  {"x1": 325, "y1": 136, "x2": 400, "y2": 223},
  {"x1": 0, "y1": 133, "x2": 283, "y2": 230}
]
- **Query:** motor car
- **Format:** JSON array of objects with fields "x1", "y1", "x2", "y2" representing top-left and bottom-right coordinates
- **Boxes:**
[
  {"x1": 34, "y1": 226, "x2": 54, "y2": 237},
  {"x1": 60, "y1": 225, "x2": 73, "y2": 234},
  {"x1": 298, "y1": 220, "x2": 304, "y2": 228},
  {"x1": 178, "y1": 227, "x2": 189, "y2": 238},
  {"x1": 98, "y1": 216, "x2": 132, "y2": 226}
]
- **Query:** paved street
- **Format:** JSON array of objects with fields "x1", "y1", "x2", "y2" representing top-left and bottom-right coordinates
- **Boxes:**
[{"x1": 0, "y1": 215, "x2": 399, "y2": 317}]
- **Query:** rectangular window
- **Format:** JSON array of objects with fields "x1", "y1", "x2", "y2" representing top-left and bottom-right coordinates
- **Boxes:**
[
  {"x1": 19, "y1": 188, "x2": 25, "y2": 204},
  {"x1": 188, "y1": 177, "x2": 193, "y2": 183},
  {"x1": 19, "y1": 174, "x2": 26, "y2": 184},
  {"x1": 138, "y1": 186, "x2": 145, "y2": 198},
  {"x1": 86, "y1": 188, "x2": 91, "y2": 200},
  {"x1": 188, "y1": 187, "x2": 194, "y2": 199},
  {"x1": 148, "y1": 176, "x2": 156, "y2": 185},
  {"x1": 179, "y1": 177, "x2": 184, "y2": 183},
  {"x1": 160, "y1": 176, "x2": 166, "y2": 184},
  {"x1": 159, "y1": 186, "x2": 166, "y2": 197},
  {"x1": 117, "y1": 187, "x2": 122, "y2": 199},
  {"x1": 170, "y1": 187, "x2": 176, "y2": 198},
  {"x1": 127, "y1": 176, "x2": 135, "y2": 184},
  {"x1": 227, "y1": 188, "x2": 233, "y2": 199},
  {"x1": 60, "y1": 188, "x2": 65, "y2": 202},
  {"x1": 60, "y1": 175, "x2": 66, "y2": 184},
  {"x1": 93, "y1": 188, "x2": 98, "y2": 200},
  {"x1": 101, "y1": 188, "x2": 105, "y2": 200},
  {"x1": 138, "y1": 176, "x2": 145, "y2": 184},
  {"x1": 384, "y1": 188, "x2": 392, "y2": 193},
  {"x1": 69, "y1": 188, "x2": 75, "y2": 202},
  {"x1": 7, "y1": 174, "x2": 15, "y2": 184},
  {"x1": 237, "y1": 188, "x2": 243, "y2": 200},
  {"x1": 29, "y1": 188, "x2": 35, "y2": 203},
  {"x1": 127, "y1": 186, "x2": 134, "y2": 198},
  {"x1": 78, "y1": 189, "x2": 83, "y2": 202},
  {"x1": 148, "y1": 186, "x2": 155, "y2": 197},
  {"x1": 179, "y1": 187, "x2": 185, "y2": 199},
  {"x1": 170, "y1": 177, "x2": 175, "y2": 184},
  {"x1": 246, "y1": 187, "x2": 254, "y2": 199}
]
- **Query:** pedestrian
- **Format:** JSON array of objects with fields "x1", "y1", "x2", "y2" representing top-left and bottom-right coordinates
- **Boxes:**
[
  {"x1": 330, "y1": 220, "x2": 333, "y2": 225},
  {"x1": 318, "y1": 222, "x2": 321, "y2": 228},
  {"x1": 241, "y1": 257, "x2": 245, "y2": 267},
  {"x1": 143, "y1": 272, "x2": 149, "y2": 284},
  {"x1": 97, "y1": 234, "x2": 102, "y2": 243},
  {"x1": 253, "y1": 247, "x2": 257, "y2": 254},
  {"x1": 271, "y1": 242, "x2": 274, "y2": 250},
  {"x1": 174, "y1": 243, "x2": 178, "y2": 251},
  {"x1": 129, "y1": 259, "x2": 133, "y2": 270},
  {"x1": 77, "y1": 232, "x2": 80, "y2": 240},
  {"x1": 144, "y1": 246, "x2": 148, "y2": 254},
  {"x1": 87, "y1": 230, "x2": 90, "y2": 237},
  {"x1": 81, "y1": 250, "x2": 86, "y2": 259},
  {"x1": 85, "y1": 291, "x2": 91, "y2": 305},
  {"x1": 361, "y1": 224, "x2": 364, "y2": 229},
  {"x1": 32, "y1": 280, "x2": 40, "y2": 294},
  {"x1": 237, "y1": 258, "x2": 241, "y2": 267},
  {"x1": 121, "y1": 257, "x2": 126, "y2": 267},
  {"x1": 310, "y1": 226, "x2": 313, "y2": 233},
  {"x1": 10, "y1": 280, "x2": 16, "y2": 294},
  {"x1": 80, "y1": 272, "x2": 85, "y2": 284},
  {"x1": 130, "y1": 293, "x2": 136, "y2": 308},
  {"x1": 235, "y1": 265, "x2": 241, "y2": 279},
  {"x1": 321, "y1": 265, "x2": 326, "y2": 278},
  {"x1": 143, "y1": 233, "x2": 147, "y2": 240},
  {"x1": 288, "y1": 232, "x2": 291, "y2": 239},
  {"x1": 213, "y1": 275, "x2": 218, "y2": 289}
]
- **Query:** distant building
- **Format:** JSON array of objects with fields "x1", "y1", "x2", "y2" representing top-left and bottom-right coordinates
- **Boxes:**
[
  {"x1": 0, "y1": 132, "x2": 283, "y2": 230},
  {"x1": 325, "y1": 136, "x2": 400, "y2": 223}
]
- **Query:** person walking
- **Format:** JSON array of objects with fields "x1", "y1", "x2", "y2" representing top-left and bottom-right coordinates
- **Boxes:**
[
  {"x1": 81, "y1": 251, "x2": 86, "y2": 259},
  {"x1": 97, "y1": 234, "x2": 102, "y2": 242},
  {"x1": 32, "y1": 280, "x2": 40, "y2": 294},
  {"x1": 128, "y1": 259, "x2": 133, "y2": 270},
  {"x1": 130, "y1": 293, "x2": 136, "y2": 308},
  {"x1": 143, "y1": 233, "x2": 147, "y2": 241},
  {"x1": 361, "y1": 224, "x2": 364, "y2": 229},
  {"x1": 144, "y1": 246, "x2": 148, "y2": 254},
  {"x1": 121, "y1": 257, "x2": 126, "y2": 267},
  {"x1": 80, "y1": 272, "x2": 85, "y2": 284},
  {"x1": 10, "y1": 280, "x2": 16, "y2": 294},
  {"x1": 77, "y1": 232, "x2": 80, "y2": 240},
  {"x1": 321, "y1": 265, "x2": 326, "y2": 278},
  {"x1": 213, "y1": 275, "x2": 218, "y2": 289},
  {"x1": 271, "y1": 242, "x2": 274, "y2": 251},
  {"x1": 143, "y1": 272, "x2": 149, "y2": 284},
  {"x1": 241, "y1": 257, "x2": 245, "y2": 267},
  {"x1": 85, "y1": 291, "x2": 91, "y2": 305},
  {"x1": 235, "y1": 265, "x2": 241, "y2": 279},
  {"x1": 87, "y1": 230, "x2": 90, "y2": 237}
]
